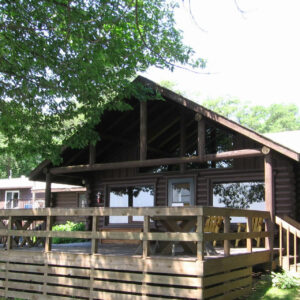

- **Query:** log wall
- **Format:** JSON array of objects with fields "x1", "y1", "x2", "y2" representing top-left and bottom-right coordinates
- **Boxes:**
[
  {"x1": 85, "y1": 151, "x2": 297, "y2": 225},
  {"x1": 295, "y1": 162, "x2": 300, "y2": 222}
]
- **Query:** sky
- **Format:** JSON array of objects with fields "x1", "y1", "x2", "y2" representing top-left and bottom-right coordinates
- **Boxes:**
[{"x1": 142, "y1": 0, "x2": 300, "y2": 108}]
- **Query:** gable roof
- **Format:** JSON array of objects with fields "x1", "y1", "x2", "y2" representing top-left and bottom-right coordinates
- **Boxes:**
[
  {"x1": 136, "y1": 76, "x2": 299, "y2": 161},
  {"x1": 30, "y1": 76, "x2": 299, "y2": 182}
]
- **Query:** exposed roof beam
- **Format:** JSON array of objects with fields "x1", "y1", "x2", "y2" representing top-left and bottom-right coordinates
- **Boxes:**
[
  {"x1": 50, "y1": 148, "x2": 264, "y2": 175},
  {"x1": 137, "y1": 76, "x2": 300, "y2": 161}
]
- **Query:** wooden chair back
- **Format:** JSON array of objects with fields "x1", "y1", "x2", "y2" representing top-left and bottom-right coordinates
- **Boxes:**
[
  {"x1": 235, "y1": 217, "x2": 264, "y2": 247},
  {"x1": 204, "y1": 216, "x2": 223, "y2": 247}
]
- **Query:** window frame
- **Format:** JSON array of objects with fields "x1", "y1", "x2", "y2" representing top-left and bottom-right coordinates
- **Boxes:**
[
  {"x1": 168, "y1": 177, "x2": 195, "y2": 206},
  {"x1": 5, "y1": 190, "x2": 20, "y2": 209},
  {"x1": 106, "y1": 183, "x2": 156, "y2": 226}
]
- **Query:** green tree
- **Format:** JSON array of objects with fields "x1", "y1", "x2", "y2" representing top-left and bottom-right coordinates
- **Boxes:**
[
  {"x1": 0, "y1": 133, "x2": 41, "y2": 178},
  {"x1": 0, "y1": 0, "x2": 204, "y2": 163},
  {"x1": 202, "y1": 98, "x2": 300, "y2": 133}
]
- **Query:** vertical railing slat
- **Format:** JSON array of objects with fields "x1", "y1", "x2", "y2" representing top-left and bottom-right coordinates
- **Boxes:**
[
  {"x1": 246, "y1": 217, "x2": 252, "y2": 253},
  {"x1": 91, "y1": 215, "x2": 98, "y2": 254},
  {"x1": 224, "y1": 216, "x2": 230, "y2": 257},
  {"x1": 196, "y1": 216, "x2": 204, "y2": 260},
  {"x1": 294, "y1": 233, "x2": 297, "y2": 272},
  {"x1": 143, "y1": 216, "x2": 150, "y2": 258},
  {"x1": 287, "y1": 227, "x2": 290, "y2": 271},
  {"x1": 279, "y1": 222, "x2": 283, "y2": 267},
  {"x1": 7, "y1": 216, "x2": 13, "y2": 250},
  {"x1": 45, "y1": 216, "x2": 52, "y2": 252}
]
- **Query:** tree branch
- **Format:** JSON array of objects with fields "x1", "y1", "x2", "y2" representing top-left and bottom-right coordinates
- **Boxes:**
[{"x1": 135, "y1": 0, "x2": 210, "y2": 75}]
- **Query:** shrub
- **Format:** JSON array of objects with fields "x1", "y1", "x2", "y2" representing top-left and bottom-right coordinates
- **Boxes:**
[
  {"x1": 271, "y1": 271, "x2": 300, "y2": 289},
  {"x1": 52, "y1": 221, "x2": 86, "y2": 244}
]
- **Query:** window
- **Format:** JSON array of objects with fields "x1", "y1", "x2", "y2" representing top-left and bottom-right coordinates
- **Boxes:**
[
  {"x1": 108, "y1": 185, "x2": 154, "y2": 224},
  {"x1": 168, "y1": 178, "x2": 194, "y2": 206},
  {"x1": 78, "y1": 193, "x2": 88, "y2": 208},
  {"x1": 5, "y1": 191, "x2": 19, "y2": 209},
  {"x1": 212, "y1": 181, "x2": 265, "y2": 222}
]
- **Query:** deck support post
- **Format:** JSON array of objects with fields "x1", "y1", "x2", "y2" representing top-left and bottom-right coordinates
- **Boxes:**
[
  {"x1": 246, "y1": 217, "x2": 252, "y2": 253},
  {"x1": 224, "y1": 216, "x2": 230, "y2": 256},
  {"x1": 142, "y1": 215, "x2": 150, "y2": 299},
  {"x1": 143, "y1": 215, "x2": 150, "y2": 258},
  {"x1": 7, "y1": 216, "x2": 13, "y2": 250},
  {"x1": 286, "y1": 227, "x2": 290, "y2": 271},
  {"x1": 45, "y1": 215, "x2": 53, "y2": 252},
  {"x1": 180, "y1": 112, "x2": 186, "y2": 172},
  {"x1": 264, "y1": 152, "x2": 274, "y2": 221},
  {"x1": 140, "y1": 101, "x2": 147, "y2": 161},
  {"x1": 195, "y1": 113, "x2": 205, "y2": 159},
  {"x1": 91, "y1": 216, "x2": 98, "y2": 254},
  {"x1": 45, "y1": 169, "x2": 52, "y2": 208},
  {"x1": 279, "y1": 222, "x2": 283, "y2": 267},
  {"x1": 264, "y1": 152, "x2": 274, "y2": 269},
  {"x1": 196, "y1": 216, "x2": 204, "y2": 260}
]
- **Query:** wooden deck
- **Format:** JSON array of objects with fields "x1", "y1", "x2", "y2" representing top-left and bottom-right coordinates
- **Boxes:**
[{"x1": 0, "y1": 206, "x2": 273, "y2": 299}]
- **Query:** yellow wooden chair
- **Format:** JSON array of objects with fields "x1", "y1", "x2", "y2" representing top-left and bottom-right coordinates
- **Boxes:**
[
  {"x1": 235, "y1": 217, "x2": 264, "y2": 247},
  {"x1": 204, "y1": 216, "x2": 223, "y2": 247}
]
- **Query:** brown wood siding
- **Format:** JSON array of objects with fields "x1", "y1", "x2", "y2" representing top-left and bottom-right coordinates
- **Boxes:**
[
  {"x1": 273, "y1": 154, "x2": 296, "y2": 218},
  {"x1": 233, "y1": 133, "x2": 264, "y2": 170},
  {"x1": 156, "y1": 177, "x2": 167, "y2": 206},
  {"x1": 295, "y1": 163, "x2": 300, "y2": 222},
  {"x1": 84, "y1": 150, "x2": 297, "y2": 227},
  {"x1": 196, "y1": 176, "x2": 209, "y2": 206},
  {"x1": 53, "y1": 192, "x2": 87, "y2": 225}
]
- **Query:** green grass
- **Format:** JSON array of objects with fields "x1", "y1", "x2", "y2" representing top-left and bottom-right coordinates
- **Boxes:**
[{"x1": 245, "y1": 274, "x2": 300, "y2": 300}]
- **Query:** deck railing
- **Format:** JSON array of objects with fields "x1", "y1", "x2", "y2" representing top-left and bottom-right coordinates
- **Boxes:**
[
  {"x1": 0, "y1": 206, "x2": 273, "y2": 300},
  {"x1": 275, "y1": 215, "x2": 300, "y2": 271},
  {"x1": 0, "y1": 206, "x2": 272, "y2": 259}
]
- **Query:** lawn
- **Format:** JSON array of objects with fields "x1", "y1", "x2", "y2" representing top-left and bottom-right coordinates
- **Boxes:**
[{"x1": 244, "y1": 274, "x2": 300, "y2": 300}]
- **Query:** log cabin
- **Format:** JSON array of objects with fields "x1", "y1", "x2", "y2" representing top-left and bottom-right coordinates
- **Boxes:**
[
  {"x1": 1, "y1": 76, "x2": 299, "y2": 300},
  {"x1": 30, "y1": 76, "x2": 300, "y2": 224}
]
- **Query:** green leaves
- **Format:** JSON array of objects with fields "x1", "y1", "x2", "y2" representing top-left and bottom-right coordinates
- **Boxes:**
[
  {"x1": 0, "y1": 0, "x2": 201, "y2": 162},
  {"x1": 202, "y1": 98, "x2": 300, "y2": 134},
  {"x1": 214, "y1": 182, "x2": 264, "y2": 209}
]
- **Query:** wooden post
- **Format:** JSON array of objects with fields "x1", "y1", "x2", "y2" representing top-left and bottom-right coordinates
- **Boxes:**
[
  {"x1": 91, "y1": 216, "x2": 98, "y2": 254},
  {"x1": 287, "y1": 226, "x2": 290, "y2": 271},
  {"x1": 195, "y1": 113, "x2": 205, "y2": 159},
  {"x1": 196, "y1": 216, "x2": 204, "y2": 260},
  {"x1": 142, "y1": 216, "x2": 150, "y2": 299},
  {"x1": 45, "y1": 169, "x2": 52, "y2": 208},
  {"x1": 279, "y1": 222, "x2": 283, "y2": 267},
  {"x1": 45, "y1": 216, "x2": 53, "y2": 252},
  {"x1": 265, "y1": 217, "x2": 274, "y2": 271},
  {"x1": 180, "y1": 113, "x2": 186, "y2": 172},
  {"x1": 264, "y1": 153, "x2": 274, "y2": 221},
  {"x1": 7, "y1": 216, "x2": 13, "y2": 250},
  {"x1": 224, "y1": 216, "x2": 230, "y2": 256},
  {"x1": 246, "y1": 217, "x2": 252, "y2": 253},
  {"x1": 89, "y1": 143, "x2": 96, "y2": 165},
  {"x1": 140, "y1": 101, "x2": 147, "y2": 160},
  {"x1": 294, "y1": 233, "x2": 297, "y2": 272},
  {"x1": 264, "y1": 152, "x2": 275, "y2": 270},
  {"x1": 143, "y1": 216, "x2": 150, "y2": 258}
]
